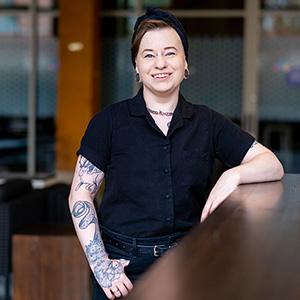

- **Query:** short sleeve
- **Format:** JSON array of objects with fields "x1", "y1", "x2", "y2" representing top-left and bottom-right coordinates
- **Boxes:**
[
  {"x1": 76, "y1": 106, "x2": 113, "y2": 173},
  {"x1": 212, "y1": 110, "x2": 255, "y2": 167}
]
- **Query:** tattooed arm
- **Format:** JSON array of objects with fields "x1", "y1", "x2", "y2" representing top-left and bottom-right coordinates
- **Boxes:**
[
  {"x1": 69, "y1": 155, "x2": 133, "y2": 299},
  {"x1": 201, "y1": 141, "x2": 284, "y2": 222}
]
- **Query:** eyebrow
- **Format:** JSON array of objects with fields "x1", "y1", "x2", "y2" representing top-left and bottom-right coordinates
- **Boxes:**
[{"x1": 142, "y1": 46, "x2": 178, "y2": 53}]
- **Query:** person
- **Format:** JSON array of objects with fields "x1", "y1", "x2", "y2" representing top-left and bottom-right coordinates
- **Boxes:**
[{"x1": 68, "y1": 8, "x2": 284, "y2": 300}]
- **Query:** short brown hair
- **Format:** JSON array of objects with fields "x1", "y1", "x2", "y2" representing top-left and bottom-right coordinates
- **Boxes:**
[{"x1": 131, "y1": 19, "x2": 171, "y2": 67}]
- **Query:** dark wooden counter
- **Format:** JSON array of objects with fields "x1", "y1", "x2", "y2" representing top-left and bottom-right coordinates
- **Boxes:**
[{"x1": 126, "y1": 174, "x2": 300, "y2": 300}]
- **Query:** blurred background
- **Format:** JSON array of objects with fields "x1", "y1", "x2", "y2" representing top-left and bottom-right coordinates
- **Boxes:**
[
  {"x1": 1, "y1": 0, "x2": 300, "y2": 179},
  {"x1": 1, "y1": 1, "x2": 300, "y2": 299}
]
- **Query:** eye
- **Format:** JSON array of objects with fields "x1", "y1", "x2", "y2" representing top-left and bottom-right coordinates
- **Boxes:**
[
  {"x1": 144, "y1": 53, "x2": 155, "y2": 58},
  {"x1": 165, "y1": 52, "x2": 176, "y2": 56}
]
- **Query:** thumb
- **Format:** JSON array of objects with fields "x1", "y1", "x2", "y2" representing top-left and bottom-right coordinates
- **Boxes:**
[
  {"x1": 201, "y1": 206, "x2": 209, "y2": 223},
  {"x1": 119, "y1": 259, "x2": 130, "y2": 267}
]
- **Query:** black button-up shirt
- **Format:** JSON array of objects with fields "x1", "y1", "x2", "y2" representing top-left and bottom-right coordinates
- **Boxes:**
[{"x1": 77, "y1": 88, "x2": 254, "y2": 237}]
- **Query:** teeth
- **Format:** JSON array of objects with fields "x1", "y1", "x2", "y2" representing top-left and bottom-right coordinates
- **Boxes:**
[{"x1": 154, "y1": 73, "x2": 169, "y2": 78}]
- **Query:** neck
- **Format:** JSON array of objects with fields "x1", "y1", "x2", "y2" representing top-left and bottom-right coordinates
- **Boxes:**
[{"x1": 143, "y1": 87, "x2": 180, "y2": 112}]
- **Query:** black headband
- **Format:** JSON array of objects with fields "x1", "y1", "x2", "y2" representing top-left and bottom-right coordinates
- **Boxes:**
[{"x1": 132, "y1": 7, "x2": 189, "y2": 67}]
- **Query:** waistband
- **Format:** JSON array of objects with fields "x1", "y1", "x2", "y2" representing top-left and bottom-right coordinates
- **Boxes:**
[{"x1": 100, "y1": 225, "x2": 185, "y2": 257}]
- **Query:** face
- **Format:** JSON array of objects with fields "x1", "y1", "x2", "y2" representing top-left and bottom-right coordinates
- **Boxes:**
[{"x1": 135, "y1": 27, "x2": 188, "y2": 97}]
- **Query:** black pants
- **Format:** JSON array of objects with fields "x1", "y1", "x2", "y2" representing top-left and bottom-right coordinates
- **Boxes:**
[{"x1": 92, "y1": 226, "x2": 185, "y2": 300}]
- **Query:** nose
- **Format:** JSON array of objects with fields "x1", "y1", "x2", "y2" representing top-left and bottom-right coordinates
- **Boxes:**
[{"x1": 155, "y1": 54, "x2": 167, "y2": 69}]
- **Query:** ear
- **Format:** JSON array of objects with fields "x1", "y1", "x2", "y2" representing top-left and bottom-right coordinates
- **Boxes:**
[
  {"x1": 185, "y1": 60, "x2": 188, "y2": 70},
  {"x1": 135, "y1": 66, "x2": 139, "y2": 74}
]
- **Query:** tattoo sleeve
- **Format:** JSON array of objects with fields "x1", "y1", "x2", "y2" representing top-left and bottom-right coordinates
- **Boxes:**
[
  {"x1": 75, "y1": 156, "x2": 104, "y2": 196},
  {"x1": 72, "y1": 200, "x2": 125, "y2": 288},
  {"x1": 72, "y1": 201, "x2": 96, "y2": 230}
]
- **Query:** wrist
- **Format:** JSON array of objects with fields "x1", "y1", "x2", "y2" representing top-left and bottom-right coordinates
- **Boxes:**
[
  {"x1": 100, "y1": 254, "x2": 110, "y2": 263},
  {"x1": 88, "y1": 253, "x2": 109, "y2": 269},
  {"x1": 225, "y1": 167, "x2": 241, "y2": 185}
]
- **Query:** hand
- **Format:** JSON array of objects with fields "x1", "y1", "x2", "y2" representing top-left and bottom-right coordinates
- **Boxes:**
[
  {"x1": 94, "y1": 258, "x2": 133, "y2": 299},
  {"x1": 201, "y1": 169, "x2": 240, "y2": 223}
]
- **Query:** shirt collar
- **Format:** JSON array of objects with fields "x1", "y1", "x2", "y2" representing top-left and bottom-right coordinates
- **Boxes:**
[
  {"x1": 128, "y1": 88, "x2": 148, "y2": 116},
  {"x1": 128, "y1": 87, "x2": 194, "y2": 119}
]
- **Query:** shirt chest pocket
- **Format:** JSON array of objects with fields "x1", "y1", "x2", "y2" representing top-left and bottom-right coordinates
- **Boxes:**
[{"x1": 181, "y1": 149, "x2": 210, "y2": 185}]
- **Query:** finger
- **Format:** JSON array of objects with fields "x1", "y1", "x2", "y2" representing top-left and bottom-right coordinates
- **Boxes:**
[
  {"x1": 119, "y1": 259, "x2": 130, "y2": 267},
  {"x1": 116, "y1": 282, "x2": 129, "y2": 297},
  {"x1": 200, "y1": 210, "x2": 206, "y2": 223},
  {"x1": 201, "y1": 200, "x2": 214, "y2": 222},
  {"x1": 110, "y1": 286, "x2": 119, "y2": 294},
  {"x1": 113, "y1": 289, "x2": 122, "y2": 298},
  {"x1": 201, "y1": 204, "x2": 210, "y2": 222},
  {"x1": 121, "y1": 274, "x2": 133, "y2": 290},
  {"x1": 201, "y1": 212, "x2": 207, "y2": 223},
  {"x1": 103, "y1": 288, "x2": 115, "y2": 300},
  {"x1": 209, "y1": 199, "x2": 222, "y2": 215}
]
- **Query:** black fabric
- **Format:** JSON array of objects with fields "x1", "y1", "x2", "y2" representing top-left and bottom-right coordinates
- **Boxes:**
[
  {"x1": 132, "y1": 7, "x2": 189, "y2": 66},
  {"x1": 77, "y1": 88, "x2": 255, "y2": 237}
]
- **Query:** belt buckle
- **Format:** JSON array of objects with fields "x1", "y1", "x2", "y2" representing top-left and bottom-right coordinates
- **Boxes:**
[{"x1": 153, "y1": 245, "x2": 160, "y2": 257}]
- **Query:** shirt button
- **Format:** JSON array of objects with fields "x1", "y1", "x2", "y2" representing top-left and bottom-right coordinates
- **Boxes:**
[
  {"x1": 163, "y1": 146, "x2": 168, "y2": 150},
  {"x1": 165, "y1": 194, "x2": 170, "y2": 199},
  {"x1": 166, "y1": 217, "x2": 171, "y2": 222},
  {"x1": 164, "y1": 168, "x2": 169, "y2": 174}
]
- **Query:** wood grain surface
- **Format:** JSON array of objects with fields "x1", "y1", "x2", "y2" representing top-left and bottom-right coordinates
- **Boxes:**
[
  {"x1": 126, "y1": 174, "x2": 300, "y2": 300},
  {"x1": 13, "y1": 229, "x2": 90, "y2": 300}
]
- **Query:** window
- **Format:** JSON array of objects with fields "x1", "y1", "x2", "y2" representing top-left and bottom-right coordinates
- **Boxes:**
[{"x1": 0, "y1": 0, "x2": 58, "y2": 176}]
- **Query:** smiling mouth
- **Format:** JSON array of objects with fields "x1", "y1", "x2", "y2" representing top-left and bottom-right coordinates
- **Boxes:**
[{"x1": 152, "y1": 73, "x2": 172, "y2": 79}]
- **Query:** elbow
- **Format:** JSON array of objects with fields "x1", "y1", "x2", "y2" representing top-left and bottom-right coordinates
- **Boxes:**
[
  {"x1": 274, "y1": 156, "x2": 285, "y2": 181},
  {"x1": 277, "y1": 162, "x2": 285, "y2": 180},
  {"x1": 68, "y1": 193, "x2": 94, "y2": 210},
  {"x1": 68, "y1": 194, "x2": 75, "y2": 211}
]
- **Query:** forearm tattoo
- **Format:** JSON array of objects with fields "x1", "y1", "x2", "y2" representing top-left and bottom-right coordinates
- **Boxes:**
[
  {"x1": 75, "y1": 156, "x2": 104, "y2": 195},
  {"x1": 72, "y1": 201, "x2": 96, "y2": 230},
  {"x1": 72, "y1": 200, "x2": 124, "y2": 288}
]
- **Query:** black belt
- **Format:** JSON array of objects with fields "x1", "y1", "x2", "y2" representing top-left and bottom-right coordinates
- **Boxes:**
[{"x1": 101, "y1": 231, "x2": 180, "y2": 257}]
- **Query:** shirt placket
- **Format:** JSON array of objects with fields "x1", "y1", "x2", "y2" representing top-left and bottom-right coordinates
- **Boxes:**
[
  {"x1": 162, "y1": 137, "x2": 174, "y2": 231},
  {"x1": 144, "y1": 115, "x2": 176, "y2": 231}
]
